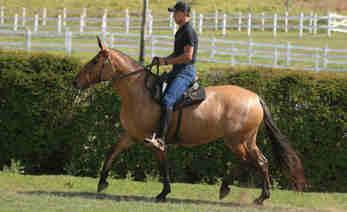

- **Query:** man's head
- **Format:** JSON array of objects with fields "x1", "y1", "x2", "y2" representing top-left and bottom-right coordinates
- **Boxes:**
[{"x1": 168, "y1": 1, "x2": 191, "y2": 25}]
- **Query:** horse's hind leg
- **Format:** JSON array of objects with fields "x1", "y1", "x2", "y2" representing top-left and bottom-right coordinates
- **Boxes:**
[
  {"x1": 220, "y1": 139, "x2": 250, "y2": 200},
  {"x1": 246, "y1": 132, "x2": 271, "y2": 205},
  {"x1": 221, "y1": 133, "x2": 271, "y2": 205},
  {"x1": 249, "y1": 144, "x2": 271, "y2": 205},
  {"x1": 97, "y1": 134, "x2": 134, "y2": 192}
]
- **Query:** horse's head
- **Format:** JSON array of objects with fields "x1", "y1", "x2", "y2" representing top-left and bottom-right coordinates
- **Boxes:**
[{"x1": 73, "y1": 36, "x2": 117, "y2": 89}]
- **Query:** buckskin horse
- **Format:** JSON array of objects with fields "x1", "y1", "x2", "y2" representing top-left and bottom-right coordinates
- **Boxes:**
[{"x1": 73, "y1": 37, "x2": 306, "y2": 205}]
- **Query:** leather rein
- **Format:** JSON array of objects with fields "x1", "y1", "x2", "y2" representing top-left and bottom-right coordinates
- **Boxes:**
[{"x1": 99, "y1": 55, "x2": 159, "y2": 83}]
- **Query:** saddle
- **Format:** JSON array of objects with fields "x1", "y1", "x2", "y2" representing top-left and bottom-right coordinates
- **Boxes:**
[{"x1": 145, "y1": 71, "x2": 206, "y2": 111}]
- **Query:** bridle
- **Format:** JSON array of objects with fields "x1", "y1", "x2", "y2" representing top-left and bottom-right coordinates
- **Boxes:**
[{"x1": 98, "y1": 54, "x2": 159, "y2": 83}]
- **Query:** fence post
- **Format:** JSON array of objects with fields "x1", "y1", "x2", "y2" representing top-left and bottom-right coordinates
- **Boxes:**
[
  {"x1": 222, "y1": 14, "x2": 227, "y2": 36},
  {"x1": 284, "y1": 11, "x2": 288, "y2": 33},
  {"x1": 299, "y1": 12, "x2": 304, "y2": 38},
  {"x1": 173, "y1": 21, "x2": 177, "y2": 35},
  {"x1": 199, "y1": 14, "x2": 203, "y2": 34},
  {"x1": 0, "y1": 6, "x2": 4, "y2": 25},
  {"x1": 238, "y1": 12, "x2": 242, "y2": 32},
  {"x1": 42, "y1": 8, "x2": 47, "y2": 26},
  {"x1": 323, "y1": 44, "x2": 328, "y2": 69},
  {"x1": 124, "y1": 9, "x2": 130, "y2": 34},
  {"x1": 169, "y1": 12, "x2": 173, "y2": 28},
  {"x1": 82, "y1": 8, "x2": 87, "y2": 18},
  {"x1": 150, "y1": 35, "x2": 155, "y2": 58},
  {"x1": 261, "y1": 12, "x2": 265, "y2": 31},
  {"x1": 273, "y1": 47, "x2": 278, "y2": 68},
  {"x1": 327, "y1": 13, "x2": 332, "y2": 37},
  {"x1": 65, "y1": 30, "x2": 72, "y2": 56},
  {"x1": 309, "y1": 11, "x2": 313, "y2": 34},
  {"x1": 80, "y1": 14, "x2": 85, "y2": 33},
  {"x1": 102, "y1": 9, "x2": 107, "y2": 35},
  {"x1": 13, "y1": 13, "x2": 18, "y2": 31},
  {"x1": 214, "y1": 10, "x2": 219, "y2": 31},
  {"x1": 109, "y1": 33, "x2": 114, "y2": 48},
  {"x1": 83, "y1": 8, "x2": 87, "y2": 32},
  {"x1": 286, "y1": 42, "x2": 291, "y2": 66},
  {"x1": 25, "y1": 29, "x2": 31, "y2": 52},
  {"x1": 210, "y1": 37, "x2": 216, "y2": 61},
  {"x1": 273, "y1": 13, "x2": 278, "y2": 37},
  {"x1": 192, "y1": 9, "x2": 196, "y2": 28},
  {"x1": 313, "y1": 13, "x2": 318, "y2": 35},
  {"x1": 57, "y1": 14, "x2": 62, "y2": 34},
  {"x1": 247, "y1": 13, "x2": 252, "y2": 37},
  {"x1": 22, "y1": 7, "x2": 26, "y2": 27},
  {"x1": 314, "y1": 48, "x2": 320, "y2": 72},
  {"x1": 34, "y1": 14, "x2": 39, "y2": 32},
  {"x1": 148, "y1": 12, "x2": 153, "y2": 36},
  {"x1": 63, "y1": 8, "x2": 67, "y2": 26},
  {"x1": 248, "y1": 39, "x2": 253, "y2": 65}
]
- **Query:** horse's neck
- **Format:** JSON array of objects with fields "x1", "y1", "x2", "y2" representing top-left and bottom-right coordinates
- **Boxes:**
[{"x1": 109, "y1": 51, "x2": 152, "y2": 107}]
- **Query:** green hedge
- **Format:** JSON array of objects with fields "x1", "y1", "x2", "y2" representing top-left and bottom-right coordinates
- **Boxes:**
[{"x1": 0, "y1": 51, "x2": 346, "y2": 192}]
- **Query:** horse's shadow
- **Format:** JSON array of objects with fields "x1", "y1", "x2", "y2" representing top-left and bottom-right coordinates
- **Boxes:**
[{"x1": 19, "y1": 190, "x2": 244, "y2": 208}]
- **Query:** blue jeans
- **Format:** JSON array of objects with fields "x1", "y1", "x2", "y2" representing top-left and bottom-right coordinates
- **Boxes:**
[{"x1": 162, "y1": 64, "x2": 196, "y2": 108}]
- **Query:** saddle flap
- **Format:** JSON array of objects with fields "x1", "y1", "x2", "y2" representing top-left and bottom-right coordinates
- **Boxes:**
[{"x1": 174, "y1": 82, "x2": 206, "y2": 111}]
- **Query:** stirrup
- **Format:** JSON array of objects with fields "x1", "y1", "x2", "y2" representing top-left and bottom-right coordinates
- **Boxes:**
[{"x1": 145, "y1": 133, "x2": 166, "y2": 151}]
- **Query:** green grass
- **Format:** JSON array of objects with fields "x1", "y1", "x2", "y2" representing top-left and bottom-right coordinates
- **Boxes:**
[{"x1": 0, "y1": 172, "x2": 346, "y2": 212}]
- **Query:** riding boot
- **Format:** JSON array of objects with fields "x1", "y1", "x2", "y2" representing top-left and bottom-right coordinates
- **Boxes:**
[
  {"x1": 157, "y1": 107, "x2": 173, "y2": 145},
  {"x1": 146, "y1": 107, "x2": 173, "y2": 151}
]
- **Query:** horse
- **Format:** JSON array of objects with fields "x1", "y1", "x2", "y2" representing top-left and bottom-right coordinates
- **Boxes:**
[{"x1": 73, "y1": 36, "x2": 307, "y2": 205}]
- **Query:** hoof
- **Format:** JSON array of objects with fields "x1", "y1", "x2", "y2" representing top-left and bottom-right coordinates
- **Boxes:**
[
  {"x1": 219, "y1": 185, "x2": 230, "y2": 200},
  {"x1": 155, "y1": 194, "x2": 167, "y2": 202},
  {"x1": 253, "y1": 197, "x2": 264, "y2": 205},
  {"x1": 97, "y1": 181, "x2": 109, "y2": 193}
]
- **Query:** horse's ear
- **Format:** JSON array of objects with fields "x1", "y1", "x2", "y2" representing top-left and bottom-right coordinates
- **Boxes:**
[{"x1": 96, "y1": 36, "x2": 106, "y2": 50}]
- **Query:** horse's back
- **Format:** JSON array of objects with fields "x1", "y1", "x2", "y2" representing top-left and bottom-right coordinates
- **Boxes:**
[{"x1": 178, "y1": 84, "x2": 263, "y2": 145}]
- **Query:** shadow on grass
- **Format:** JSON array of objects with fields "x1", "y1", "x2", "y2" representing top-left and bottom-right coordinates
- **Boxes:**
[{"x1": 19, "y1": 190, "x2": 247, "y2": 208}]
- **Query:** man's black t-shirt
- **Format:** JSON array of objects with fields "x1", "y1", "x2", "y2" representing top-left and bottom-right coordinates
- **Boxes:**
[{"x1": 173, "y1": 21, "x2": 198, "y2": 64}]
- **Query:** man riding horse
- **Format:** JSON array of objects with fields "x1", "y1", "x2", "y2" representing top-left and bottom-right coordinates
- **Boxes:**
[
  {"x1": 73, "y1": 1, "x2": 307, "y2": 205},
  {"x1": 145, "y1": 1, "x2": 198, "y2": 151}
]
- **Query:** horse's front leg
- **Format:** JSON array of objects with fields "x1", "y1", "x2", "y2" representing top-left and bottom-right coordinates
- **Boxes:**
[
  {"x1": 97, "y1": 133, "x2": 135, "y2": 192},
  {"x1": 152, "y1": 148, "x2": 171, "y2": 202}
]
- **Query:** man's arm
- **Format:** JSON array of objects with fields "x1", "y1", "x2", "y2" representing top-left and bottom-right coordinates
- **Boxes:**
[{"x1": 159, "y1": 45, "x2": 194, "y2": 65}]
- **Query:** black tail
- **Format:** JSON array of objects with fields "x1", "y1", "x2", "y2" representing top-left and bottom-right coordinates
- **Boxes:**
[{"x1": 259, "y1": 98, "x2": 307, "y2": 191}]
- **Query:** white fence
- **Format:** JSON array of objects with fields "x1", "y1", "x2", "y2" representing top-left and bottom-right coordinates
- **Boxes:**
[
  {"x1": 0, "y1": 6, "x2": 345, "y2": 37},
  {"x1": 0, "y1": 30, "x2": 346, "y2": 72},
  {"x1": 330, "y1": 13, "x2": 347, "y2": 33}
]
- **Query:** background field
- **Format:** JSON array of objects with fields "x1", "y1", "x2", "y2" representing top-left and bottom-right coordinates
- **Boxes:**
[
  {"x1": 0, "y1": 0, "x2": 347, "y2": 15},
  {"x1": 1, "y1": 172, "x2": 347, "y2": 212}
]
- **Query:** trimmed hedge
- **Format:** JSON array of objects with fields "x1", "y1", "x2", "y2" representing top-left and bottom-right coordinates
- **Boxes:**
[{"x1": 0, "y1": 51, "x2": 346, "y2": 192}]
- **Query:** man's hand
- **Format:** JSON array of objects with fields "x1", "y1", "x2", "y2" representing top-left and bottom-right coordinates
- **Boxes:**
[
  {"x1": 152, "y1": 57, "x2": 167, "y2": 66},
  {"x1": 158, "y1": 57, "x2": 167, "y2": 65}
]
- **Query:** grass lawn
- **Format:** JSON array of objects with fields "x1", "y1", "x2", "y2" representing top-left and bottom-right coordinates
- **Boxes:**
[{"x1": 0, "y1": 172, "x2": 346, "y2": 212}]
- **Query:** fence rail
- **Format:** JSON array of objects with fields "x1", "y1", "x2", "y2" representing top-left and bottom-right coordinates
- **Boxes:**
[
  {"x1": 1, "y1": 30, "x2": 346, "y2": 72},
  {"x1": 0, "y1": 6, "x2": 346, "y2": 37}
]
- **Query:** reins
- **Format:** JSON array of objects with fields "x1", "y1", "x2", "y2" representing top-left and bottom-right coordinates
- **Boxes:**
[{"x1": 100, "y1": 55, "x2": 160, "y2": 83}]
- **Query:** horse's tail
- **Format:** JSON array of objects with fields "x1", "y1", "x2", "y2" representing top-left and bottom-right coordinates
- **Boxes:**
[{"x1": 259, "y1": 98, "x2": 307, "y2": 191}]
